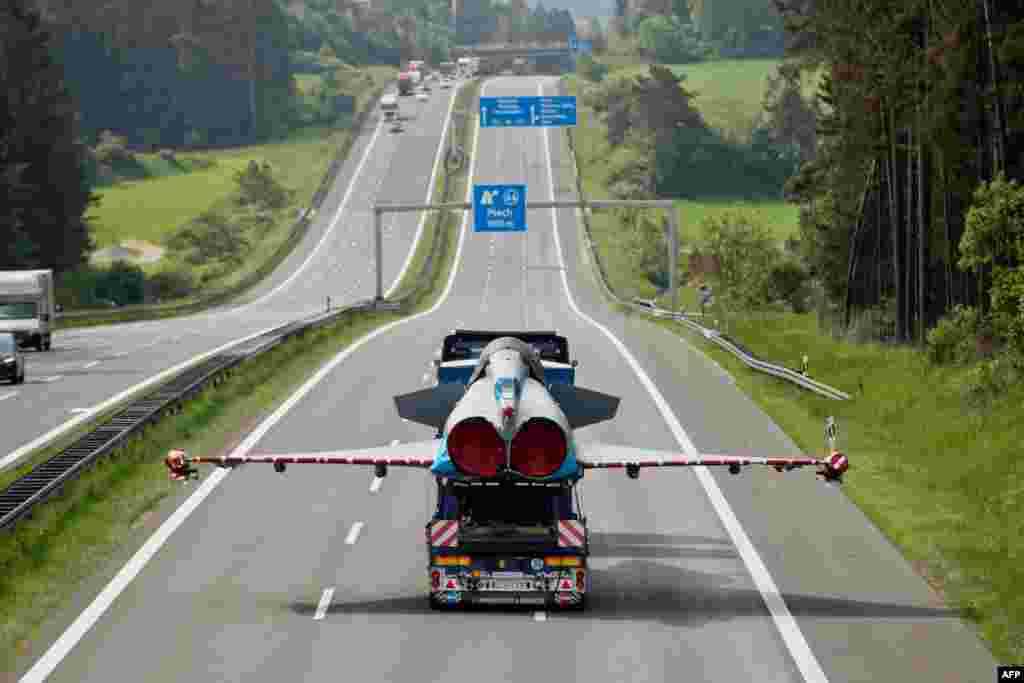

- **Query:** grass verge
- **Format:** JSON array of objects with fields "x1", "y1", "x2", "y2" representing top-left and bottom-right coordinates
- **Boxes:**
[
  {"x1": 60, "y1": 68, "x2": 395, "y2": 329},
  {"x1": 650, "y1": 313, "x2": 1022, "y2": 662},
  {"x1": 564, "y1": 74, "x2": 798, "y2": 308},
  {"x1": 0, "y1": 77, "x2": 482, "y2": 676},
  {"x1": 563, "y1": 67, "x2": 1020, "y2": 661}
]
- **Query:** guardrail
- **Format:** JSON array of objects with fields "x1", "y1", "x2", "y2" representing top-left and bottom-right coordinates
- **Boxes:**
[
  {"x1": 57, "y1": 84, "x2": 388, "y2": 325},
  {"x1": 0, "y1": 300, "x2": 381, "y2": 532},
  {"x1": 0, "y1": 82, "x2": 482, "y2": 532},
  {"x1": 558, "y1": 80, "x2": 850, "y2": 402}
]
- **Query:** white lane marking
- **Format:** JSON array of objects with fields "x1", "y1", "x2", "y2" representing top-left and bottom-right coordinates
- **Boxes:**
[
  {"x1": 533, "y1": 611, "x2": 547, "y2": 622},
  {"x1": 83, "y1": 361, "x2": 99, "y2": 369},
  {"x1": 421, "y1": 372, "x2": 431, "y2": 383},
  {"x1": 538, "y1": 80, "x2": 830, "y2": 683},
  {"x1": 385, "y1": 85, "x2": 461, "y2": 298},
  {"x1": 390, "y1": 439, "x2": 400, "y2": 446},
  {"x1": 313, "y1": 587, "x2": 335, "y2": 620},
  {"x1": 3, "y1": 88, "x2": 466, "y2": 474},
  {"x1": 0, "y1": 391, "x2": 17, "y2": 402},
  {"x1": 369, "y1": 477, "x2": 384, "y2": 493},
  {"x1": 2, "y1": 318, "x2": 297, "y2": 472},
  {"x1": 39, "y1": 375, "x2": 62, "y2": 383},
  {"x1": 344, "y1": 522, "x2": 364, "y2": 545},
  {"x1": 243, "y1": 120, "x2": 385, "y2": 309},
  {"x1": 19, "y1": 79, "x2": 484, "y2": 683},
  {"x1": 70, "y1": 408, "x2": 90, "y2": 414}
]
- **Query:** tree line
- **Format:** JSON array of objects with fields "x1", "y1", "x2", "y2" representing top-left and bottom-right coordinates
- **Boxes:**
[
  {"x1": 0, "y1": 0, "x2": 450, "y2": 276},
  {"x1": 773, "y1": 0, "x2": 1024, "y2": 356}
]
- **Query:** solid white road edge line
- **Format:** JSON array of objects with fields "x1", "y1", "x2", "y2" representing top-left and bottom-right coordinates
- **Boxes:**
[
  {"x1": 538, "y1": 80, "x2": 831, "y2": 683},
  {"x1": 385, "y1": 83, "x2": 462, "y2": 298},
  {"x1": 243, "y1": 120, "x2": 385, "y2": 309},
  {"x1": 369, "y1": 477, "x2": 383, "y2": 494},
  {"x1": 344, "y1": 522, "x2": 364, "y2": 545},
  {"x1": 313, "y1": 587, "x2": 335, "y2": 621},
  {"x1": 19, "y1": 77, "x2": 484, "y2": 683},
  {"x1": 0, "y1": 392, "x2": 16, "y2": 402},
  {"x1": 4, "y1": 86, "x2": 466, "y2": 474}
]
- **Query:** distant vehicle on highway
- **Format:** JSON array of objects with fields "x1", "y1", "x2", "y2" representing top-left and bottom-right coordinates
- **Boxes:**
[
  {"x1": 0, "y1": 332, "x2": 25, "y2": 384},
  {"x1": 440, "y1": 77, "x2": 452, "y2": 89},
  {"x1": 416, "y1": 90, "x2": 429, "y2": 102},
  {"x1": 390, "y1": 119, "x2": 404, "y2": 133},
  {"x1": 0, "y1": 269, "x2": 54, "y2": 351},
  {"x1": 380, "y1": 93, "x2": 399, "y2": 121},
  {"x1": 398, "y1": 73, "x2": 414, "y2": 96}
]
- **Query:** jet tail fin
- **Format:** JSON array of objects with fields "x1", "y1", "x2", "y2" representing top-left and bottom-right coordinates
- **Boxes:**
[
  {"x1": 394, "y1": 383, "x2": 466, "y2": 430},
  {"x1": 548, "y1": 384, "x2": 620, "y2": 429}
]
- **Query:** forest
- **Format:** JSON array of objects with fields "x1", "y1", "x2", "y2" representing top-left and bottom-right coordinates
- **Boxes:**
[{"x1": 770, "y1": 0, "x2": 1024, "y2": 361}]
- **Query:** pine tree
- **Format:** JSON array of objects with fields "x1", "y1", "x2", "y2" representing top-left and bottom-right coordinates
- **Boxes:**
[{"x1": 1, "y1": 0, "x2": 96, "y2": 272}]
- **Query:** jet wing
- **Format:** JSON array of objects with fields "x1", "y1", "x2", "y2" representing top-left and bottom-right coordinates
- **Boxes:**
[
  {"x1": 575, "y1": 442, "x2": 849, "y2": 482},
  {"x1": 165, "y1": 439, "x2": 442, "y2": 481}
]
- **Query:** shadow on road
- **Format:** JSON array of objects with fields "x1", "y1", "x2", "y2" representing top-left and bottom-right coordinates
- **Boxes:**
[{"x1": 287, "y1": 531, "x2": 959, "y2": 626}]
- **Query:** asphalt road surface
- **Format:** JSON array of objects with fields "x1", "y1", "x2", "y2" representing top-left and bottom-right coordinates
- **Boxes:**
[
  {"x1": 20, "y1": 76, "x2": 998, "y2": 683},
  {"x1": 1, "y1": 83, "x2": 458, "y2": 468}
]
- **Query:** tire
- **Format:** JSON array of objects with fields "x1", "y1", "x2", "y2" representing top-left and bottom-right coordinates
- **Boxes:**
[
  {"x1": 35, "y1": 336, "x2": 43, "y2": 352},
  {"x1": 16, "y1": 369, "x2": 24, "y2": 384},
  {"x1": 43, "y1": 336, "x2": 51, "y2": 351}
]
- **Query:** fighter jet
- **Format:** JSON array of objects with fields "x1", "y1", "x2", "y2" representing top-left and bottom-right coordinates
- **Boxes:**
[{"x1": 166, "y1": 332, "x2": 849, "y2": 485}]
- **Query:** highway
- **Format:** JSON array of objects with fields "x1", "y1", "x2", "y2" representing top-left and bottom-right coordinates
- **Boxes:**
[
  {"x1": 1, "y1": 81, "x2": 458, "y2": 469},
  {"x1": 18, "y1": 76, "x2": 997, "y2": 682}
]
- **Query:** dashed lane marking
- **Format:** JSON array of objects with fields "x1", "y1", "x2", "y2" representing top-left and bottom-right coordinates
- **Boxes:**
[
  {"x1": 344, "y1": 522, "x2": 364, "y2": 545},
  {"x1": 83, "y1": 361, "x2": 99, "y2": 369},
  {"x1": 0, "y1": 392, "x2": 17, "y2": 402},
  {"x1": 533, "y1": 611, "x2": 547, "y2": 622},
  {"x1": 313, "y1": 587, "x2": 335, "y2": 621}
]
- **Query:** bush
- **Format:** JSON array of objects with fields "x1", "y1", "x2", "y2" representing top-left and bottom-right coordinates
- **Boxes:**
[
  {"x1": 576, "y1": 54, "x2": 608, "y2": 82},
  {"x1": 93, "y1": 130, "x2": 135, "y2": 164},
  {"x1": 768, "y1": 259, "x2": 810, "y2": 312},
  {"x1": 961, "y1": 352, "x2": 1024, "y2": 408},
  {"x1": 168, "y1": 210, "x2": 249, "y2": 266},
  {"x1": 233, "y1": 160, "x2": 292, "y2": 210},
  {"x1": 58, "y1": 262, "x2": 146, "y2": 307},
  {"x1": 158, "y1": 149, "x2": 177, "y2": 163},
  {"x1": 147, "y1": 268, "x2": 195, "y2": 301},
  {"x1": 926, "y1": 305, "x2": 983, "y2": 365},
  {"x1": 700, "y1": 209, "x2": 779, "y2": 310}
]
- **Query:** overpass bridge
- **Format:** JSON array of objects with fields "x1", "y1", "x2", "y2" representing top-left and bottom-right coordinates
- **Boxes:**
[{"x1": 451, "y1": 42, "x2": 574, "y2": 75}]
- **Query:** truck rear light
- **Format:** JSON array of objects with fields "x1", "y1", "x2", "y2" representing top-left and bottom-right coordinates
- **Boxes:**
[
  {"x1": 576, "y1": 569, "x2": 585, "y2": 591},
  {"x1": 435, "y1": 555, "x2": 472, "y2": 566},
  {"x1": 431, "y1": 570, "x2": 441, "y2": 589},
  {"x1": 545, "y1": 556, "x2": 581, "y2": 567}
]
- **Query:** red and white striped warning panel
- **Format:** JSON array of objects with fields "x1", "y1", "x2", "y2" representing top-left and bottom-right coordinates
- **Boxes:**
[
  {"x1": 557, "y1": 520, "x2": 585, "y2": 548},
  {"x1": 429, "y1": 520, "x2": 459, "y2": 547}
]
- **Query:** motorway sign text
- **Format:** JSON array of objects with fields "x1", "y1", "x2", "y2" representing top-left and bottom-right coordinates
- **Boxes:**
[
  {"x1": 473, "y1": 184, "x2": 526, "y2": 232},
  {"x1": 479, "y1": 96, "x2": 577, "y2": 127}
]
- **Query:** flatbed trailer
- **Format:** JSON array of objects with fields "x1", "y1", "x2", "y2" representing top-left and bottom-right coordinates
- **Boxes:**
[{"x1": 427, "y1": 330, "x2": 587, "y2": 609}]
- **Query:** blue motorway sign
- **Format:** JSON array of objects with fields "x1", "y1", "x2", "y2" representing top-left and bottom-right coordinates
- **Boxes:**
[
  {"x1": 479, "y1": 96, "x2": 577, "y2": 128},
  {"x1": 473, "y1": 184, "x2": 526, "y2": 232}
]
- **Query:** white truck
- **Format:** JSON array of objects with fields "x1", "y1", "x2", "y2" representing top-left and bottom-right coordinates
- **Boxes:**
[
  {"x1": 0, "y1": 270, "x2": 55, "y2": 351},
  {"x1": 381, "y1": 93, "x2": 399, "y2": 121}
]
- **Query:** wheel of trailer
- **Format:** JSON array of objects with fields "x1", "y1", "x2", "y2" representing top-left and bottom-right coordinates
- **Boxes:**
[
  {"x1": 43, "y1": 336, "x2": 51, "y2": 351},
  {"x1": 15, "y1": 369, "x2": 24, "y2": 384},
  {"x1": 35, "y1": 337, "x2": 43, "y2": 351},
  {"x1": 428, "y1": 595, "x2": 445, "y2": 611}
]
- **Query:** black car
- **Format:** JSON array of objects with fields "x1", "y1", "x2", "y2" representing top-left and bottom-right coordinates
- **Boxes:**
[{"x1": 0, "y1": 332, "x2": 25, "y2": 384}]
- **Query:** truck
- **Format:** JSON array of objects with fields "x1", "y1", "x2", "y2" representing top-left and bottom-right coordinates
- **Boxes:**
[
  {"x1": 380, "y1": 93, "x2": 399, "y2": 121},
  {"x1": 438, "y1": 61, "x2": 456, "y2": 78},
  {"x1": 427, "y1": 330, "x2": 588, "y2": 609},
  {"x1": 0, "y1": 270, "x2": 55, "y2": 351},
  {"x1": 397, "y1": 72, "x2": 414, "y2": 96}
]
